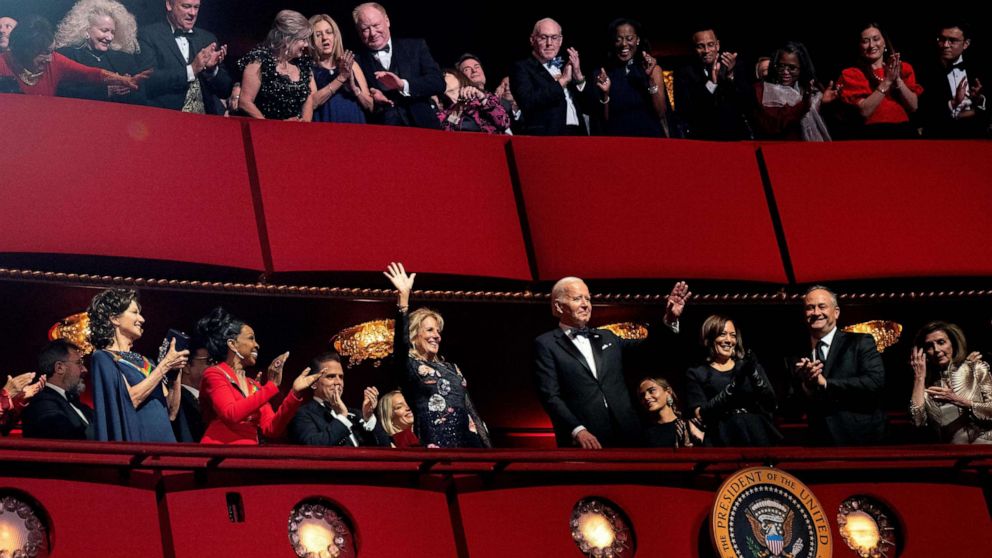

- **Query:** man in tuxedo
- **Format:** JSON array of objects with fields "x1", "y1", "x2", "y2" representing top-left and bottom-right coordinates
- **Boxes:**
[
  {"x1": 509, "y1": 18, "x2": 589, "y2": 136},
  {"x1": 533, "y1": 277, "x2": 691, "y2": 448},
  {"x1": 673, "y1": 27, "x2": 753, "y2": 140},
  {"x1": 171, "y1": 342, "x2": 208, "y2": 443},
  {"x1": 352, "y1": 2, "x2": 444, "y2": 129},
  {"x1": 918, "y1": 22, "x2": 988, "y2": 138},
  {"x1": 794, "y1": 286, "x2": 886, "y2": 446},
  {"x1": 22, "y1": 340, "x2": 94, "y2": 440},
  {"x1": 290, "y1": 353, "x2": 386, "y2": 447},
  {"x1": 137, "y1": 0, "x2": 232, "y2": 114}
]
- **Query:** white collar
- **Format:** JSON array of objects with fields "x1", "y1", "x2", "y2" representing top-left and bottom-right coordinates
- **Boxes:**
[
  {"x1": 46, "y1": 383, "x2": 69, "y2": 400},
  {"x1": 182, "y1": 384, "x2": 200, "y2": 398},
  {"x1": 813, "y1": 326, "x2": 839, "y2": 348}
]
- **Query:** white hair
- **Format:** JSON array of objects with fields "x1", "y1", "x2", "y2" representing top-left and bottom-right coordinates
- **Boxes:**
[
  {"x1": 54, "y1": 0, "x2": 139, "y2": 54},
  {"x1": 550, "y1": 276, "x2": 585, "y2": 316}
]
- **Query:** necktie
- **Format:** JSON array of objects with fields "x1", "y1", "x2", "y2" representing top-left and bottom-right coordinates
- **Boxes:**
[
  {"x1": 570, "y1": 327, "x2": 591, "y2": 338},
  {"x1": 546, "y1": 56, "x2": 563, "y2": 70},
  {"x1": 815, "y1": 341, "x2": 827, "y2": 363},
  {"x1": 375, "y1": 44, "x2": 390, "y2": 54},
  {"x1": 946, "y1": 62, "x2": 966, "y2": 75},
  {"x1": 174, "y1": 29, "x2": 190, "y2": 38}
]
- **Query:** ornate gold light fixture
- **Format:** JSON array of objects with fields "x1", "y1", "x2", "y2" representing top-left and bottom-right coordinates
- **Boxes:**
[
  {"x1": 842, "y1": 321, "x2": 902, "y2": 353},
  {"x1": 570, "y1": 497, "x2": 635, "y2": 558},
  {"x1": 47, "y1": 312, "x2": 93, "y2": 355},
  {"x1": 599, "y1": 322, "x2": 649, "y2": 340},
  {"x1": 288, "y1": 499, "x2": 355, "y2": 558},
  {"x1": 330, "y1": 319, "x2": 395, "y2": 368},
  {"x1": 837, "y1": 496, "x2": 898, "y2": 558}
]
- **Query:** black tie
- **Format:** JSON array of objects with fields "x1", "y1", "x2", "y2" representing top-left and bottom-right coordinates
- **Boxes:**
[
  {"x1": 815, "y1": 341, "x2": 827, "y2": 363},
  {"x1": 947, "y1": 62, "x2": 966, "y2": 75},
  {"x1": 375, "y1": 44, "x2": 390, "y2": 54},
  {"x1": 174, "y1": 29, "x2": 189, "y2": 38},
  {"x1": 570, "y1": 327, "x2": 591, "y2": 338}
]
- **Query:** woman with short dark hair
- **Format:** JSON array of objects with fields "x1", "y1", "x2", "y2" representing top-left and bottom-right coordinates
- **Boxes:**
[{"x1": 753, "y1": 41, "x2": 832, "y2": 141}]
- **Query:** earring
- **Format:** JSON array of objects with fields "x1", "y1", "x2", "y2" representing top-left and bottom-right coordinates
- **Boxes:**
[
  {"x1": 84, "y1": 33, "x2": 90, "y2": 40},
  {"x1": 666, "y1": 395, "x2": 674, "y2": 407}
]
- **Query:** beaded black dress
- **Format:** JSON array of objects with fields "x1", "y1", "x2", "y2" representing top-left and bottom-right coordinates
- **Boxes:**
[{"x1": 236, "y1": 46, "x2": 312, "y2": 120}]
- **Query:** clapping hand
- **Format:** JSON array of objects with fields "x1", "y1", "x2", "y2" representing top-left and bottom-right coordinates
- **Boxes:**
[
  {"x1": 374, "y1": 70, "x2": 405, "y2": 91},
  {"x1": 266, "y1": 351, "x2": 291, "y2": 386},
  {"x1": 566, "y1": 47, "x2": 584, "y2": 83},
  {"x1": 291, "y1": 366, "x2": 320, "y2": 395},
  {"x1": 641, "y1": 51, "x2": 657, "y2": 75},
  {"x1": 4, "y1": 371, "x2": 39, "y2": 399},
  {"x1": 361, "y1": 386, "x2": 379, "y2": 421},
  {"x1": 369, "y1": 87, "x2": 394, "y2": 107},
  {"x1": 595, "y1": 68, "x2": 610, "y2": 95},
  {"x1": 336, "y1": 50, "x2": 355, "y2": 83}
]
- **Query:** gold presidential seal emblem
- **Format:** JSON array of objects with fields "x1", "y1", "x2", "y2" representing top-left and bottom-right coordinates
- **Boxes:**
[{"x1": 711, "y1": 467, "x2": 832, "y2": 558}]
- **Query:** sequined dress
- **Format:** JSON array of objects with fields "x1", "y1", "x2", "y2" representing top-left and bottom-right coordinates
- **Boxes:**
[
  {"x1": 236, "y1": 46, "x2": 313, "y2": 120},
  {"x1": 393, "y1": 308, "x2": 491, "y2": 448}
]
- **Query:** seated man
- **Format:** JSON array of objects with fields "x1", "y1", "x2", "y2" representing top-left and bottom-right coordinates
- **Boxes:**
[
  {"x1": 457, "y1": 53, "x2": 522, "y2": 133},
  {"x1": 290, "y1": 352, "x2": 387, "y2": 446},
  {"x1": 22, "y1": 340, "x2": 94, "y2": 440}
]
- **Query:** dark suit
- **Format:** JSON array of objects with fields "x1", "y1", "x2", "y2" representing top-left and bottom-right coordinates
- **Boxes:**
[
  {"x1": 918, "y1": 56, "x2": 989, "y2": 138},
  {"x1": 534, "y1": 328, "x2": 660, "y2": 447},
  {"x1": 796, "y1": 331, "x2": 886, "y2": 446},
  {"x1": 354, "y1": 38, "x2": 444, "y2": 129},
  {"x1": 137, "y1": 21, "x2": 232, "y2": 114},
  {"x1": 509, "y1": 56, "x2": 588, "y2": 136},
  {"x1": 21, "y1": 386, "x2": 94, "y2": 440},
  {"x1": 172, "y1": 386, "x2": 205, "y2": 443},
  {"x1": 672, "y1": 62, "x2": 753, "y2": 140},
  {"x1": 289, "y1": 399, "x2": 388, "y2": 447}
]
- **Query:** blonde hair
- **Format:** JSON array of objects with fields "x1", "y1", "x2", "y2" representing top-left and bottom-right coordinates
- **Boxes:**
[
  {"x1": 308, "y1": 14, "x2": 344, "y2": 61},
  {"x1": 408, "y1": 307, "x2": 444, "y2": 359},
  {"x1": 263, "y1": 10, "x2": 311, "y2": 54},
  {"x1": 54, "y1": 0, "x2": 139, "y2": 54},
  {"x1": 376, "y1": 390, "x2": 410, "y2": 436}
]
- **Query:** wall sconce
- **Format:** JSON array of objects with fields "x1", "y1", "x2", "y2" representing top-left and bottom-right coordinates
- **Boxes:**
[
  {"x1": 288, "y1": 498, "x2": 356, "y2": 558},
  {"x1": 330, "y1": 320, "x2": 395, "y2": 368},
  {"x1": 47, "y1": 312, "x2": 93, "y2": 355},
  {"x1": 842, "y1": 321, "x2": 902, "y2": 353},
  {"x1": 0, "y1": 492, "x2": 50, "y2": 558},
  {"x1": 837, "y1": 496, "x2": 899, "y2": 558},
  {"x1": 599, "y1": 323, "x2": 648, "y2": 340},
  {"x1": 570, "y1": 497, "x2": 635, "y2": 558}
]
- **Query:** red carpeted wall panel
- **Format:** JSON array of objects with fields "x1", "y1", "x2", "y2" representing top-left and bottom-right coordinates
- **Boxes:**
[{"x1": 0, "y1": 95, "x2": 263, "y2": 270}]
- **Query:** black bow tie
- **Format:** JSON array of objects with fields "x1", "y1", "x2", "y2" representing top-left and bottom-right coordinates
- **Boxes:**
[
  {"x1": 569, "y1": 327, "x2": 592, "y2": 338},
  {"x1": 947, "y1": 62, "x2": 966, "y2": 74},
  {"x1": 375, "y1": 44, "x2": 390, "y2": 54},
  {"x1": 174, "y1": 29, "x2": 191, "y2": 38}
]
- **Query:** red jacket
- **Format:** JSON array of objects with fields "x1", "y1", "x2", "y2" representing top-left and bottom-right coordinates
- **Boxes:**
[{"x1": 199, "y1": 362, "x2": 302, "y2": 445}]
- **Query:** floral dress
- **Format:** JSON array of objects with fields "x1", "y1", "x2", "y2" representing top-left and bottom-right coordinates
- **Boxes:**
[
  {"x1": 236, "y1": 46, "x2": 313, "y2": 120},
  {"x1": 394, "y1": 308, "x2": 491, "y2": 448}
]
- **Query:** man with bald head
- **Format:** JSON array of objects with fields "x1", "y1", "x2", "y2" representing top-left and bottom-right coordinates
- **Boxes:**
[
  {"x1": 794, "y1": 286, "x2": 886, "y2": 446},
  {"x1": 352, "y1": 2, "x2": 444, "y2": 128},
  {"x1": 510, "y1": 18, "x2": 589, "y2": 135},
  {"x1": 534, "y1": 277, "x2": 691, "y2": 448}
]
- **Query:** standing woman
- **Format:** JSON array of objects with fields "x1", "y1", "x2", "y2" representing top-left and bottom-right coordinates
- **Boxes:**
[
  {"x1": 237, "y1": 10, "x2": 315, "y2": 121},
  {"x1": 752, "y1": 41, "x2": 832, "y2": 141},
  {"x1": 308, "y1": 14, "x2": 372, "y2": 123},
  {"x1": 384, "y1": 262, "x2": 492, "y2": 448},
  {"x1": 196, "y1": 307, "x2": 320, "y2": 445},
  {"x1": 87, "y1": 289, "x2": 188, "y2": 442},
  {"x1": 53, "y1": 0, "x2": 145, "y2": 104},
  {"x1": 684, "y1": 315, "x2": 781, "y2": 447},
  {"x1": 836, "y1": 22, "x2": 923, "y2": 138},
  {"x1": 910, "y1": 322, "x2": 992, "y2": 443},
  {"x1": 637, "y1": 377, "x2": 694, "y2": 448}
]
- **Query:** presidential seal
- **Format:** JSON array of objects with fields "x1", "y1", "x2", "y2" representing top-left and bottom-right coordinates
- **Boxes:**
[{"x1": 711, "y1": 467, "x2": 832, "y2": 558}]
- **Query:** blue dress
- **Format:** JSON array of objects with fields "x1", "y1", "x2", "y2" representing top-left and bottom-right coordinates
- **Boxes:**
[
  {"x1": 91, "y1": 350, "x2": 176, "y2": 442},
  {"x1": 312, "y1": 65, "x2": 366, "y2": 124},
  {"x1": 393, "y1": 309, "x2": 490, "y2": 448}
]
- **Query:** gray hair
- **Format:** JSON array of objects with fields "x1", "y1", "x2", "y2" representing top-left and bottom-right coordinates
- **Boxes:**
[
  {"x1": 803, "y1": 285, "x2": 839, "y2": 307},
  {"x1": 263, "y1": 10, "x2": 312, "y2": 54},
  {"x1": 54, "y1": 0, "x2": 139, "y2": 54},
  {"x1": 531, "y1": 17, "x2": 561, "y2": 36},
  {"x1": 550, "y1": 276, "x2": 585, "y2": 316},
  {"x1": 352, "y1": 2, "x2": 388, "y2": 24}
]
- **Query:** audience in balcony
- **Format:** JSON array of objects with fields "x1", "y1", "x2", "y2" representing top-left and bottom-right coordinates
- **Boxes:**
[
  {"x1": 171, "y1": 337, "x2": 209, "y2": 443},
  {"x1": 137, "y1": 0, "x2": 232, "y2": 114},
  {"x1": 0, "y1": 15, "x2": 145, "y2": 96},
  {"x1": 672, "y1": 26, "x2": 753, "y2": 140},
  {"x1": 22, "y1": 340, "x2": 93, "y2": 440},
  {"x1": 638, "y1": 377, "x2": 695, "y2": 448},
  {"x1": 910, "y1": 322, "x2": 992, "y2": 444},
  {"x1": 384, "y1": 262, "x2": 492, "y2": 448},
  {"x1": 752, "y1": 41, "x2": 832, "y2": 141},
  {"x1": 456, "y1": 53, "x2": 522, "y2": 133},
  {"x1": 352, "y1": 2, "x2": 445, "y2": 129},
  {"x1": 290, "y1": 352, "x2": 387, "y2": 446},
  {"x1": 793, "y1": 286, "x2": 886, "y2": 446},
  {"x1": 835, "y1": 22, "x2": 923, "y2": 139},
  {"x1": 53, "y1": 0, "x2": 146, "y2": 105},
  {"x1": 237, "y1": 10, "x2": 315, "y2": 121},
  {"x1": 88, "y1": 288, "x2": 187, "y2": 442},
  {"x1": 511, "y1": 18, "x2": 591, "y2": 136},
  {"x1": 309, "y1": 14, "x2": 372, "y2": 124},
  {"x1": 591, "y1": 18, "x2": 669, "y2": 138},
  {"x1": 1, "y1": 370, "x2": 43, "y2": 429},
  {"x1": 196, "y1": 307, "x2": 322, "y2": 445},
  {"x1": 685, "y1": 316, "x2": 781, "y2": 447},
  {"x1": 917, "y1": 22, "x2": 988, "y2": 139},
  {"x1": 436, "y1": 68, "x2": 510, "y2": 133},
  {"x1": 376, "y1": 390, "x2": 419, "y2": 447}
]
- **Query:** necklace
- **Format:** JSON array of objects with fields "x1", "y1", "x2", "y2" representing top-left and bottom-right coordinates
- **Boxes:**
[{"x1": 17, "y1": 66, "x2": 45, "y2": 86}]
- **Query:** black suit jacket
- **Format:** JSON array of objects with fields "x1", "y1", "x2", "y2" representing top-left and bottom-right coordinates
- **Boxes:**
[
  {"x1": 917, "y1": 56, "x2": 989, "y2": 138},
  {"x1": 354, "y1": 38, "x2": 444, "y2": 129},
  {"x1": 509, "y1": 56, "x2": 588, "y2": 136},
  {"x1": 672, "y1": 62, "x2": 753, "y2": 140},
  {"x1": 796, "y1": 331, "x2": 886, "y2": 446},
  {"x1": 21, "y1": 386, "x2": 94, "y2": 440},
  {"x1": 137, "y1": 21, "x2": 232, "y2": 114},
  {"x1": 534, "y1": 327, "x2": 666, "y2": 447},
  {"x1": 172, "y1": 386, "x2": 205, "y2": 443},
  {"x1": 289, "y1": 399, "x2": 388, "y2": 447}
]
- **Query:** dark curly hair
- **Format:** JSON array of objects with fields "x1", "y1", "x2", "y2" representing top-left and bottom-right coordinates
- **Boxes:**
[
  {"x1": 9, "y1": 16, "x2": 55, "y2": 70},
  {"x1": 195, "y1": 307, "x2": 245, "y2": 363},
  {"x1": 87, "y1": 288, "x2": 139, "y2": 350}
]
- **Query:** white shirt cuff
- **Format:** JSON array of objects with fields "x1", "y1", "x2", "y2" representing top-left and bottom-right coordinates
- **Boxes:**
[
  {"x1": 362, "y1": 415, "x2": 377, "y2": 431},
  {"x1": 186, "y1": 65, "x2": 195, "y2": 82},
  {"x1": 400, "y1": 79, "x2": 410, "y2": 97},
  {"x1": 333, "y1": 413, "x2": 353, "y2": 429},
  {"x1": 571, "y1": 425, "x2": 587, "y2": 439}
]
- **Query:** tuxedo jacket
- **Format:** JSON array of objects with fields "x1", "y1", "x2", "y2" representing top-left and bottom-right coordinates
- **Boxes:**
[
  {"x1": 509, "y1": 56, "x2": 588, "y2": 136},
  {"x1": 534, "y1": 327, "x2": 674, "y2": 447},
  {"x1": 354, "y1": 38, "x2": 444, "y2": 129},
  {"x1": 795, "y1": 331, "x2": 886, "y2": 446},
  {"x1": 137, "y1": 21, "x2": 233, "y2": 114},
  {"x1": 917, "y1": 56, "x2": 989, "y2": 138},
  {"x1": 172, "y1": 387, "x2": 205, "y2": 443},
  {"x1": 672, "y1": 62, "x2": 754, "y2": 140},
  {"x1": 289, "y1": 399, "x2": 388, "y2": 447},
  {"x1": 21, "y1": 386, "x2": 94, "y2": 440}
]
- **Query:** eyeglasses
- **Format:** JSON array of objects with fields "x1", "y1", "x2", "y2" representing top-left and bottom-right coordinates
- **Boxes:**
[
  {"x1": 776, "y1": 63, "x2": 800, "y2": 73},
  {"x1": 61, "y1": 359, "x2": 85, "y2": 367},
  {"x1": 937, "y1": 37, "x2": 964, "y2": 45},
  {"x1": 535, "y1": 34, "x2": 562, "y2": 44}
]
